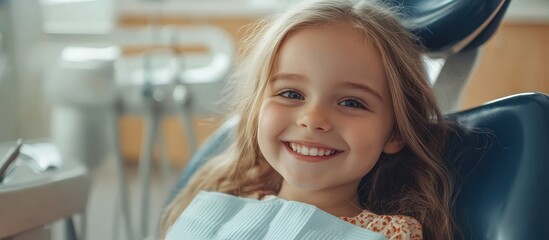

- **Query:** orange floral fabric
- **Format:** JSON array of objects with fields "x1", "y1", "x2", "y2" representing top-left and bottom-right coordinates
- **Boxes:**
[{"x1": 340, "y1": 211, "x2": 422, "y2": 240}]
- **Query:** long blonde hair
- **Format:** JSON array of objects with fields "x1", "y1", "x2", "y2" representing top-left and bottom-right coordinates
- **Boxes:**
[{"x1": 160, "y1": 1, "x2": 454, "y2": 239}]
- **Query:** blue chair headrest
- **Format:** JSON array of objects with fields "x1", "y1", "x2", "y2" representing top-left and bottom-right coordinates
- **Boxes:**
[{"x1": 390, "y1": 0, "x2": 511, "y2": 54}]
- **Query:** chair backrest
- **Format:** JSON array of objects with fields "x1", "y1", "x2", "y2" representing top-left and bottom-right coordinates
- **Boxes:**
[
  {"x1": 166, "y1": 92, "x2": 549, "y2": 239},
  {"x1": 445, "y1": 92, "x2": 549, "y2": 239}
]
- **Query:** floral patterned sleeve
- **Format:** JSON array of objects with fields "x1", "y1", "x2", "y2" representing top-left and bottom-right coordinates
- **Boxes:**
[{"x1": 340, "y1": 211, "x2": 422, "y2": 240}]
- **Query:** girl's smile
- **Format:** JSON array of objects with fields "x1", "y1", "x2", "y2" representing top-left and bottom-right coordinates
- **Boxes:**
[{"x1": 283, "y1": 140, "x2": 343, "y2": 162}]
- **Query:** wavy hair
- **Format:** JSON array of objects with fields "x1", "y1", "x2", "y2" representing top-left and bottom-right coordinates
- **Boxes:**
[{"x1": 160, "y1": 1, "x2": 455, "y2": 239}]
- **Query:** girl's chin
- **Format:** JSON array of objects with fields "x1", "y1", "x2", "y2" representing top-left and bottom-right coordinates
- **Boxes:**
[{"x1": 280, "y1": 175, "x2": 330, "y2": 192}]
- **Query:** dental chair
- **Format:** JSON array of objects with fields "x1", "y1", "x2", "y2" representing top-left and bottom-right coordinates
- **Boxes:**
[
  {"x1": 446, "y1": 93, "x2": 549, "y2": 239},
  {"x1": 164, "y1": 0, "x2": 549, "y2": 239},
  {"x1": 166, "y1": 92, "x2": 549, "y2": 239}
]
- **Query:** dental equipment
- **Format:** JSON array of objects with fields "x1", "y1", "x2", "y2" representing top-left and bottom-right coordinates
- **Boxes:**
[
  {"x1": 114, "y1": 25, "x2": 234, "y2": 239},
  {"x1": 46, "y1": 23, "x2": 234, "y2": 239},
  {"x1": 0, "y1": 139, "x2": 23, "y2": 183},
  {"x1": 137, "y1": 51, "x2": 164, "y2": 239},
  {"x1": 0, "y1": 139, "x2": 90, "y2": 240},
  {"x1": 0, "y1": 139, "x2": 63, "y2": 182},
  {"x1": 46, "y1": 45, "x2": 135, "y2": 240}
]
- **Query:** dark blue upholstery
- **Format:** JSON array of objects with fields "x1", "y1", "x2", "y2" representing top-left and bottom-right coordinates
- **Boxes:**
[
  {"x1": 392, "y1": 0, "x2": 510, "y2": 53},
  {"x1": 166, "y1": 92, "x2": 549, "y2": 239},
  {"x1": 445, "y1": 92, "x2": 549, "y2": 239}
]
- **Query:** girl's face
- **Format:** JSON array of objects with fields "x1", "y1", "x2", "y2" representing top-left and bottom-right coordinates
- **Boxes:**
[{"x1": 257, "y1": 22, "x2": 404, "y2": 196}]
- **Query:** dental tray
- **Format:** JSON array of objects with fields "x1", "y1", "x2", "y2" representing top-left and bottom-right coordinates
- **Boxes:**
[{"x1": 0, "y1": 139, "x2": 90, "y2": 239}]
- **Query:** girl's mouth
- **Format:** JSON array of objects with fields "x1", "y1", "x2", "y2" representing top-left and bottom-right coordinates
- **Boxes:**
[
  {"x1": 283, "y1": 141, "x2": 342, "y2": 162},
  {"x1": 288, "y1": 142, "x2": 337, "y2": 156}
]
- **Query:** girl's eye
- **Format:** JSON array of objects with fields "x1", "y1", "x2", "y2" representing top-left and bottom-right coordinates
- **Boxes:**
[
  {"x1": 339, "y1": 98, "x2": 367, "y2": 109},
  {"x1": 277, "y1": 90, "x2": 304, "y2": 100}
]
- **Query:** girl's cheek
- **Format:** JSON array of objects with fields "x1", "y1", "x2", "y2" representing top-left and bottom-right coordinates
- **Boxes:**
[{"x1": 259, "y1": 101, "x2": 292, "y2": 134}]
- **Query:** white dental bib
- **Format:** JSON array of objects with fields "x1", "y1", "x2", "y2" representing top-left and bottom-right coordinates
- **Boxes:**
[{"x1": 166, "y1": 191, "x2": 386, "y2": 240}]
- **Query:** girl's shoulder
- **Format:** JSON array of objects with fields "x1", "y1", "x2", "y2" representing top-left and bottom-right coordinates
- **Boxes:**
[{"x1": 340, "y1": 210, "x2": 422, "y2": 240}]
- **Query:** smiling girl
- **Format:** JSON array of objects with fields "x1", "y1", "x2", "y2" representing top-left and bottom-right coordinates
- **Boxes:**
[{"x1": 160, "y1": 1, "x2": 454, "y2": 239}]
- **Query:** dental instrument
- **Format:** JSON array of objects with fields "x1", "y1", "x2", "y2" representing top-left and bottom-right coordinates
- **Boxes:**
[{"x1": 0, "y1": 138, "x2": 23, "y2": 183}]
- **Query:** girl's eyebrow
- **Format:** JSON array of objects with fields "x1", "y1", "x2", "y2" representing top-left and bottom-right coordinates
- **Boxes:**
[
  {"x1": 340, "y1": 81, "x2": 383, "y2": 102},
  {"x1": 270, "y1": 73, "x2": 306, "y2": 83}
]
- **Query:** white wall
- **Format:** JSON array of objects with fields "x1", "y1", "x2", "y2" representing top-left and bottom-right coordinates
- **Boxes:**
[
  {"x1": 5, "y1": 0, "x2": 51, "y2": 141},
  {"x1": 0, "y1": 0, "x2": 19, "y2": 142},
  {"x1": 507, "y1": 0, "x2": 549, "y2": 22}
]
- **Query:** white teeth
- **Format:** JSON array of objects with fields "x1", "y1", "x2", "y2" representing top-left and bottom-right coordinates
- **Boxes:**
[
  {"x1": 318, "y1": 149, "x2": 325, "y2": 156},
  {"x1": 301, "y1": 146, "x2": 309, "y2": 155},
  {"x1": 309, "y1": 148, "x2": 318, "y2": 156},
  {"x1": 288, "y1": 142, "x2": 336, "y2": 157}
]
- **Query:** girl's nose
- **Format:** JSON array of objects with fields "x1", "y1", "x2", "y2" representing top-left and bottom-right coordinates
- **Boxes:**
[{"x1": 296, "y1": 106, "x2": 332, "y2": 132}]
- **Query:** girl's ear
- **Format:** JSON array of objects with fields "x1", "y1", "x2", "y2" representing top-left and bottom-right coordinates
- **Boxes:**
[{"x1": 383, "y1": 129, "x2": 405, "y2": 154}]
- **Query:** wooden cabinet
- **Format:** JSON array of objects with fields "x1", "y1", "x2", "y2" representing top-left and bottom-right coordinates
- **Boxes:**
[
  {"x1": 460, "y1": 22, "x2": 549, "y2": 109},
  {"x1": 118, "y1": 116, "x2": 222, "y2": 166}
]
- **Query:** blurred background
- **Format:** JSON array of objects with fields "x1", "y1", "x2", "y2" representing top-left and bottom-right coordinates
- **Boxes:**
[{"x1": 0, "y1": 0, "x2": 547, "y2": 239}]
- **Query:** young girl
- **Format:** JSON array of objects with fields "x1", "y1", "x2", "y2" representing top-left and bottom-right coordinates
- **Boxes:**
[{"x1": 160, "y1": 0, "x2": 454, "y2": 239}]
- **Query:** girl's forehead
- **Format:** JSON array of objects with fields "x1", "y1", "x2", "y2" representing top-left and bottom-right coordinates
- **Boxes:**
[
  {"x1": 273, "y1": 22, "x2": 387, "y2": 87},
  {"x1": 274, "y1": 22, "x2": 381, "y2": 67},
  {"x1": 288, "y1": 21, "x2": 368, "y2": 42}
]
